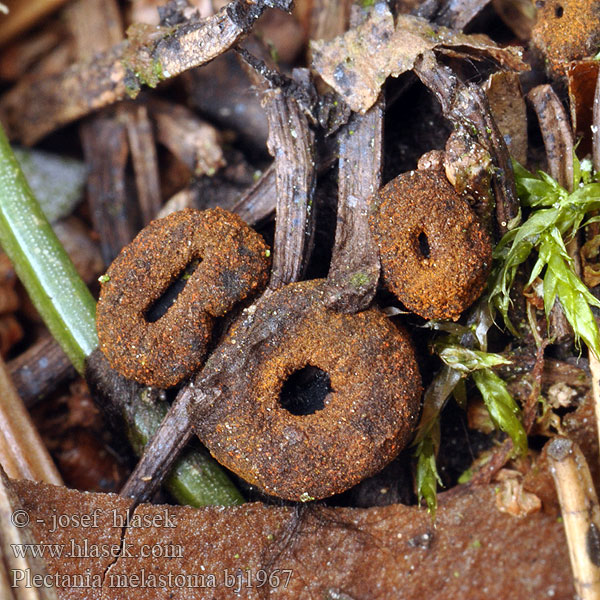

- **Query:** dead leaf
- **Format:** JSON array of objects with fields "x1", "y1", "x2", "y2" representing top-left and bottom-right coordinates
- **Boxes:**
[
  {"x1": 495, "y1": 469, "x2": 542, "y2": 517},
  {"x1": 311, "y1": 3, "x2": 526, "y2": 113},
  {"x1": 12, "y1": 477, "x2": 574, "y2": 599}
]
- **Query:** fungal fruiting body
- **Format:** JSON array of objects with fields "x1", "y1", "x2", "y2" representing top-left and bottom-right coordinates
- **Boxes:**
[
  {"x1": 370, "y1": 169, "x2": 492, "y2": 321},
  {"x1": 195, "y1": 279, "x2": 422, "y2": 501},
  {"x1": 96, "y1": 207, "x2": 270, "y2": 388}
]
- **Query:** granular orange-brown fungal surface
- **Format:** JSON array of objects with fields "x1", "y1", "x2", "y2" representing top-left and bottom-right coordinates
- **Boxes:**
[
  {"x1": 96, "y1": 207, "x2": 270, "y2": 388},
  {"x1": 195, "y1": 279, "x2": 422, "y2": 501},
  {"x1": 370, "y1": 169, "x2": 492, "y2": 321},
  {"x1": 531, "y1": 0, "x2": 600, "y2": 75}
]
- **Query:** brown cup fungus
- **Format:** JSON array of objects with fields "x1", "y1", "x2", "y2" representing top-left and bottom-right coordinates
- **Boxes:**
[
  {"x1": 531, "y1": 0, "x2": 600, "y2": 75},
  {"x1": 96, "y1": 207, "x2": 270, "y2": 388},
  {"x1": 370, "y1": 169, "x2": 492, "y2": 321},
  {"x1": 195, "y1": 279, "x2": 422, "y2": 501}
]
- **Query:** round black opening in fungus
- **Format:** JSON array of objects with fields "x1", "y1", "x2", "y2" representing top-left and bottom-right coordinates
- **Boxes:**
[
  {"x1": 280, "y1": 365, "x2": 331, "y2": 415},
  {"x1": 418, "y1": 231, "x2": 431, "y2": 259}
]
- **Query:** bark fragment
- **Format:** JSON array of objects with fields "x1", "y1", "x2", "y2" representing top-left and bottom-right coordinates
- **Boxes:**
[
  {"x1": 149, "y1": 98, "x2": 225, "y2": 178},
  {"x1": 484, "y1": 71, "x2": 528, "y2": 167}
]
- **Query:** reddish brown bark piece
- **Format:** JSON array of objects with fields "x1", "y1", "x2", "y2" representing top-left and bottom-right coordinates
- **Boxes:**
[
  {"x1": 566, "y1": 60, "x2": 600, "y2": 159},
  {"x1": 96, "y1": 208, "x2": 270, "y2": 388},
  {"x1": 11, "y1": 478, "x2": 574, "y2": 599},
  {"x1": 370, "y1": 170, "x2": 492, "y2": 321},
  {"x1": 194, "y1": 279, "x2": 421, "y2": 500}
]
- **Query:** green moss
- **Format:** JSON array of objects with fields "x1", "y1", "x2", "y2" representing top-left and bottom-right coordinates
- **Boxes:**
[
  {"x1": 121, "y1": 23, "x2": 174, "y2": 94},
  {"x1": 123, "y1": 72, "x2": 141, "y2": 99},
  {"x1": 350, "y1": 271, "x2": 370, "y2": 288}
]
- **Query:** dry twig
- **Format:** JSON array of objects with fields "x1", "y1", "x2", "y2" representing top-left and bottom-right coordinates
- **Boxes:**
[
  {"x1": 0, "y1": 0, "x2": 292, "y2": 144},
  {"x1": 8, "y1": 336, "x2": 75, "y2": 409},
  {"x1": 547, "y1": 437, "x2": 600, "y2": 600},
  {"x1": 0, "y1": 356, "x2": 62, "y2": 484}
]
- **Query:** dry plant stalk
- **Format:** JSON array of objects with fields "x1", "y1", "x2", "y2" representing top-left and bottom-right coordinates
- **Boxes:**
[
  {"x1": 527, "y1": 84, "x2": 575, "y2": 192},
  {"x1": 0, "y1": 0, "x2": 69, "y2": 46},
  {"x1": 0, "y1": 465, "x2": 58, "y2": 599},
  {"x1": 0, "y1": 0, "x2": 292, "y2": 145},
  {"x1": 547, "y1": 437, "x2": 600, "y2": 600},
  {"x1": 324, "y1": 98, "x2": 383, "y2": 312},
  {"x1": 8, "y1": 336, "x2": 75, "y2": 408},
  {"x1": 0, "y1": 356, "x2": 62, "y2": 485}
]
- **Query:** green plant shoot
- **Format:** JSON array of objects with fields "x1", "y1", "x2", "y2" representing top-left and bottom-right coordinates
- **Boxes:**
[{"x1": 489, "y1": 157, "x2": 600, "y2": 358}]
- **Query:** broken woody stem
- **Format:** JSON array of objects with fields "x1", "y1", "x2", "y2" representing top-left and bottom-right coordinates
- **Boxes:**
[
  {"x1": 0, "y1": 123, "x2": 243, "y2": 506},
  {"x1": 0, "y1": 0, "x2": 292, "y2": 145},
  {"x1": 0, "y1": 354, "x2": 62, "y2": 486},
  {"x1": 547, "y1": 437, "x2": 600, "y2": 600}
]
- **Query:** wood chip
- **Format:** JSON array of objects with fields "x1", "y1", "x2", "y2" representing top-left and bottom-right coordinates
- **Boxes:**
[{"x1": 150, "y1": 98, "x2": 225, "y2": 178}]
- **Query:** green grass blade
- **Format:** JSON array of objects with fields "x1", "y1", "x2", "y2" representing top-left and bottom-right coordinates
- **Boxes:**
[{"x1": 0, "y1": 124, "x2": 97, "y2": 373}]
